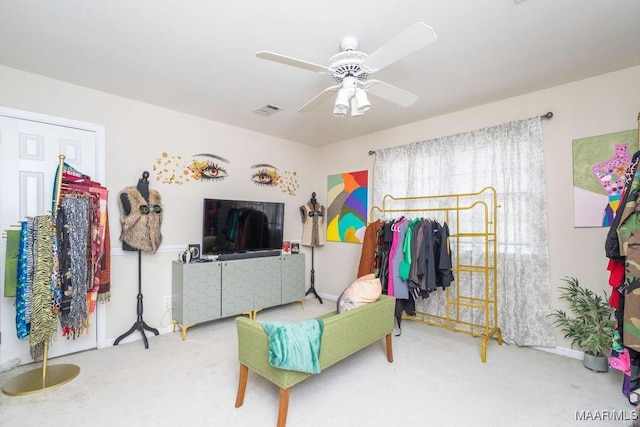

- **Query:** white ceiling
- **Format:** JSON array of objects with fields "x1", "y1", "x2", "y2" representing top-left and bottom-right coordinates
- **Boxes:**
[{"x1": 1, "y1": 1, "x2": 639, "y2": 147}]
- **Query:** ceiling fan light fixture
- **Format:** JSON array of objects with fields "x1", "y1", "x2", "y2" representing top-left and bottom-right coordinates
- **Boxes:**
[
  {"x1": 334, "y1": 88, "x2": 350, "y2": 111},
  {"x1": 354, "y1": 88, "x2": 370, "y2": 113},
  {"x1": 333, "y1": 106, "x2": 347, "y2": 117},
  {"x1": 350, "y1": 102, "x2": 364, "y2": 117}
]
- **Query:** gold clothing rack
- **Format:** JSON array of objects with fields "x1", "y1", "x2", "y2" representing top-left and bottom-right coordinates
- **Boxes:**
[
  {"x1": 2, "y1": 154, "x2": 80, "y2": 396},
  {"x1": 370, "y1": 186, "x2": 502, "y2": 362}
]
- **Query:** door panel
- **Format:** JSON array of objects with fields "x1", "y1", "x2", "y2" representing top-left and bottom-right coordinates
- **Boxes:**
[{"x1": 0, "y1": 114, "x2": 100, "y2": 364}]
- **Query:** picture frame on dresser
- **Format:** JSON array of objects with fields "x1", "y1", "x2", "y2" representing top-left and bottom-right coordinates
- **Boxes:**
[{"x1": 188, "y1": 243, "x2": 201, "y2": 259}]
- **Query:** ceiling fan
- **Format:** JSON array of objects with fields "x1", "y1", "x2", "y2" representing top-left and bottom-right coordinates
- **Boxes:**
[{"x1": 256, "y1": 22, "x2": 437, "y2": 117}]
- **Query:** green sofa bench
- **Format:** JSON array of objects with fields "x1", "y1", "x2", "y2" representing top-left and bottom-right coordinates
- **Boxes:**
[{"x1": 234, "y1": 294, "x2": 395, "y2": 427}]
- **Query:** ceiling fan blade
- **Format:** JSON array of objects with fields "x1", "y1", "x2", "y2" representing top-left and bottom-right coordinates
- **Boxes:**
[
  {"x1": 364, "y1": 22, "x2": 437, "y2": 72},
  {"x1": 365, "y1": 80, "x2": 418, "y2": 107},
  {"x1": 298, "y1": 85, "x2": 340, "y2": 112},
  {"x1": 256, "y1": 51, "x2": 329, "y2": 74}
]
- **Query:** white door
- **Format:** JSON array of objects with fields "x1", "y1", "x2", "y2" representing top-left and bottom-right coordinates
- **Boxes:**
[{"x1": 0, "y1": 108, "x2": 105, "y2": 365}]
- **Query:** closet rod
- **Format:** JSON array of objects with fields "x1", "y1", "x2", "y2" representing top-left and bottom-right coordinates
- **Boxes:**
[{"x1": 368, "y1": 111, "x2": 554, "y2": 155}]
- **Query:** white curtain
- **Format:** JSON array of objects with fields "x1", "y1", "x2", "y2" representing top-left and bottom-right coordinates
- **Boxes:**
[{"x1": 373, "y1": 117, "x2": 556, "y2": 346}]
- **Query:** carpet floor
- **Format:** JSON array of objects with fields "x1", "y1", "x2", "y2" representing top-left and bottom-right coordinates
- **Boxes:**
[{"x1": 0, "y1": 298, "x2": 633, "y2": 426}]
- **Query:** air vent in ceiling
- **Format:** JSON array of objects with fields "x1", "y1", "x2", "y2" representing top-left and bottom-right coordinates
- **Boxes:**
[{"x1": 254, "y1": 104, "x2": 282, "y2": 116}]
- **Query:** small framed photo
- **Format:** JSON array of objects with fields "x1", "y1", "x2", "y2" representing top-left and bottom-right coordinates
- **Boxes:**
[
  {"x1": 282, "y1": 240, "x2": 291, "y2": 255},
  {"x1": 290, "y1": 240, "x2": 300, "y2": 254},
  {"x1": 188, "y1": 243, "x2": 201, "y2": 259}
]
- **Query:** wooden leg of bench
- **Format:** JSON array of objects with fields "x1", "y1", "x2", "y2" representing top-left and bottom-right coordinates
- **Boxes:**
[
  {"x1": 235, "y1": 364, "x2": 248, "y2": 408},
  {"x1": 385, "y1": 333, "x2": 394, "y2": 363},
  {"x1": 277, "y1": 388, "x2": 290, "y2": 427}
]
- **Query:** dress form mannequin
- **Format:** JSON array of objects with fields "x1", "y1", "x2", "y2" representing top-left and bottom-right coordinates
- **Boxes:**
[
  {"x1": 300, "y1": 192, "x2": 324, "y2": 303},
  {"x1": 114, "y1": 171, "x2": 160, "y2": 348},
  {"x1": 300, "y1": 192, "x2": 326, "y2": 247}
]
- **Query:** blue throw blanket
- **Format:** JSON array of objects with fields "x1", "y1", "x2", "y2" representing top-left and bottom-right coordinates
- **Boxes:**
[{"x1": 261, "y1": 319, "x2": 324, "y2": 374}]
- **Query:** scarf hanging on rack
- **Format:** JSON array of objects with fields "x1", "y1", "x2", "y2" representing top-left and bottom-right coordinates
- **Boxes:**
[
  {"x1": 3, "y1": 229, "x2": 20, "y2": 297},
  {"x1": 58, "y1": 196, "x2": 91, "y2": 338},
  {"x1": 97, "y1": 212, "x2": 111, "y2": 303},
  {"x1": 29, "y1": 215, "x2": 57, "y2": 361},
  {"x1": 55, "y1": 206, "x2": 69, "y2": 315},
  {"x1": 51, "y1": 211, "x2": 63, "y2": 314},
  {"x1": 24, "y1": 218, "x2": 36, "y2": 326},
  {"x1": 61, "y1": 171, "x2": 110, "y2": 312},
  {"x1": 15, "y1": 221, "x2": 30, "y2": 339}
]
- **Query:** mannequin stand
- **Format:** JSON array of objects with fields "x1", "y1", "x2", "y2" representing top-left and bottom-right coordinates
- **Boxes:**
[
  {"x1": 114, "y1": 250, "x2": 158, "y2": 348},
  {"x1": 305, "y1": 246, "x2": 323, "y2": 304}
]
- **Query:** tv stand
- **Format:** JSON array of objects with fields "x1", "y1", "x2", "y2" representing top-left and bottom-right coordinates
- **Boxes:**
[
  {"x1": 217, "y1": 249, "x2": 281, "y2": 261},
  {"x1": 171, "y1": 254, "x2": 305, "y2": 339}
]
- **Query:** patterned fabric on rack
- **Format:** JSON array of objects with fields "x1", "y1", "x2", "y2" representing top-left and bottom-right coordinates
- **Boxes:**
[
  {"x1": 63, "y1": 173, "x2": 110, "y2": 310},
  {"x1": 51, "y1": 213, "x2": 62, "y2": 314},
  {"x1": 15, "y1": 221, "x2": 30, "y2": 339},
  {"x1": 4, "y1": 229, "x2": 20, "y2": 297},
  {"x1": 24, "y1": 218, "x2": 36, "y2": 324},
  {"x1": 29, "y1": 215, "x2": 57, "y2": 361},
  {"x1": 58, "y1": 196, "x2": 91, "y2": 338},
  {"x1": 56, "y1": 206, "x2": 71, "y2": 316},
  {"x1": 98, "y1": 212, "x2": 111, "y2": 303}
]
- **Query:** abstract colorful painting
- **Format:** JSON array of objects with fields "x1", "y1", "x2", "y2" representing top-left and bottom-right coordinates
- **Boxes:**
[
  {"x1": 572, "y1": 129, "x2": 638, "y2": 227},
  {"x1": 326, "y1": 170, "x2": 368, "y2": 243}
]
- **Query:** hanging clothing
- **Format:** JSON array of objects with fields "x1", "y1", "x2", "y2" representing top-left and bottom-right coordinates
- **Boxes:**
[
  {"x1": 118, "y1": 186, "x2": 163, "y2": 253},
  {"x1": 435, "y1": 221, "x2": 454, "y2": 289},
  {"x1": 391, "y1": 219, "x2": 409, "y2": 300},
  {"x1": 15, "y1": 221, "x2": 30, "y2": 339},
  {"x1": 4, "y1": 229, "x2": 19, "y2": 297},
  {"x1": 603, "y1": 151, "x2": 640, "y2": 404},
  {"x1": 357, "y1": 219, "x2": 380, "y2": 278},
  {"x1": 299, "y1": 202, "x2": 326, "y2": 246},
  {"x1": 58, "y1": 196, "x2": 93, "y2": 337},
  {"x1": 615, "y1": 168, "x2": 640, "y2": 351},
  {"x1": 409, "y1": 220, "x2": 426, "y2": 293},
  {"x1": 56, "y1": 171, "x2": 110, "y2": 313},
  {"x1": 387, "y1": 218, "x2": 405, "y2": 297},
  {"x1": 358, "y1": 217, "x2": 455, "y2": 318},
  {"x1": 399, "y1": 218, "x2": 419, "y2": 281},
  {"x1": 98, "y1": 214, "x2": 111, "y2": 303},
  {"x1": 29, "y1": 215, "x2": 57, "y2": 361},
  {"x1": 378, "y1": 222, "x2": 392, "y2": 293}
]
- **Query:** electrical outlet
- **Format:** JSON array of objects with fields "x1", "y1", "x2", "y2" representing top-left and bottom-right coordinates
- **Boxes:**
[{"x1": 163, "y1": 295, "x2": 172, "y2": 309}]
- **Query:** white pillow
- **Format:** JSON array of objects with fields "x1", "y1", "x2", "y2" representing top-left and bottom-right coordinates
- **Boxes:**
[{"x1": 336, "y1": 273, "x2": 382, "y2": 313}]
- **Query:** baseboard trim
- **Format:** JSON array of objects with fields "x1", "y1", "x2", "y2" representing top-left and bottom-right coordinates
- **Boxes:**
[
  {"x1": 304, "y1": 291, "x2": 337, "y2": 303},
  {"x1": 533, "y1": 345, "x2": 584, "y2": 360}
]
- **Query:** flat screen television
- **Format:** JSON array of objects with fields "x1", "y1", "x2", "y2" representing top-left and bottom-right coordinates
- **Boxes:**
[{"x1": 202, "y1": 198, "x2": 285, "y2": 256}]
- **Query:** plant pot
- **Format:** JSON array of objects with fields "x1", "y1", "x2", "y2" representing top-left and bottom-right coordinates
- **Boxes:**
[{"x1": 583, "y1": 352, "x2": 609, "y2": 373}]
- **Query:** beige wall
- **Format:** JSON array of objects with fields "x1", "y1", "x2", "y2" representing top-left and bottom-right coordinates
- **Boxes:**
[
  {"x1": 315, "y1": 64, "x2": 640, "y2": 349},
  {"x1": 2, "y1": 63, "x2": 639, "y2": 351},
  {"x1": 0, "y1": 65, "x2": 317, "y2": 341}
]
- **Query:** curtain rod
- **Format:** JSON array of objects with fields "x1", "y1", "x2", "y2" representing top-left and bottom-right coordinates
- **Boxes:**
[{"x1": 368, "y1": 111, "x2": 554, "y2": 155}]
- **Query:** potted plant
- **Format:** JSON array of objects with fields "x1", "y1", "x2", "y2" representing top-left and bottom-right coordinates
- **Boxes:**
[{"x1": 549, "y1": 276, "x2": 615, "y2": 372}]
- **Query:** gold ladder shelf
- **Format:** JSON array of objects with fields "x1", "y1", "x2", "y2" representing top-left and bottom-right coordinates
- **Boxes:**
[{"x1": 371, "y1": 186, "x2": 502, "y2": 362}]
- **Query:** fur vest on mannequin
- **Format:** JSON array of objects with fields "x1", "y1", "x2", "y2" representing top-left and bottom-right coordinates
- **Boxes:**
[{"x1": 117, "y1": 186, "x2": 163, "y2": 253}]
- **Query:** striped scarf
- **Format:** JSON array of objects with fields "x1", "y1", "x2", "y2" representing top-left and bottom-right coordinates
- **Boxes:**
[{"x1": 29, "y1": 215, "x2": 57, "y2": 361}]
